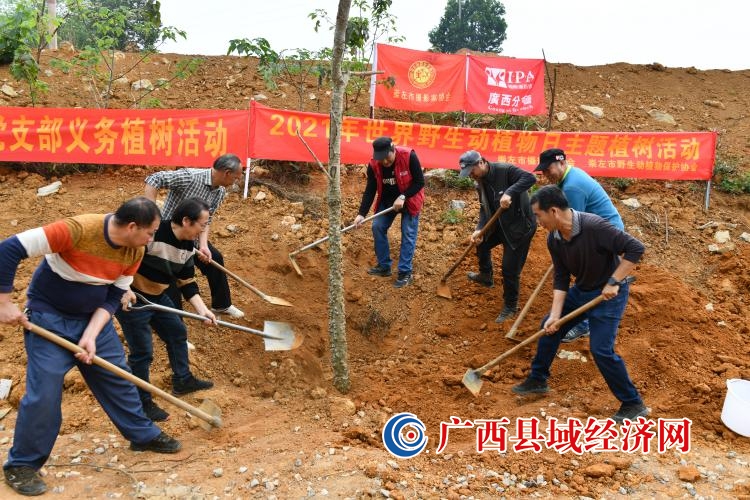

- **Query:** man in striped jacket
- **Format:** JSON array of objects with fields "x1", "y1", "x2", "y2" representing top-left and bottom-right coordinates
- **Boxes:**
[
  {"x1": 116, "y1": 197, "x2": 216, "y2": 422},
  {"x1": 0, "y1": 197, "x2": 181, "y2": 497}
]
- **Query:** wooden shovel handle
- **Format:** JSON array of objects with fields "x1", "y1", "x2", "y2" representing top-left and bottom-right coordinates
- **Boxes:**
[
  {"x1": 26, "y1": 323, "x2": 221, "y2": 427},
  {"x1": 209, "y1": 260, "x2": 265, "y2": 298},
  {"x1": 506, "y1": 264, "x2": 554, "y2": 339},
  {"x1": 440, "y1": 205, "x2": 506, "y2": 282},
  {"x1": 477, "y1": 294, "x2": 607, "y2": 374}
]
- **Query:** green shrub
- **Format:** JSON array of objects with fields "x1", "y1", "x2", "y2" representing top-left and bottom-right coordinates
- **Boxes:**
[
  {"x1": 611, "y1": 178, "x2": 635, "y2": 191},
  {"x1": 713, "y1": 156, "x2": 750, "y2": 194},
  {"x1": 441, "y1": 208, "x2": 464, "y2": 225},
  {"x1": 444, "y1": 170, "x2": 475, "y2": 190}
]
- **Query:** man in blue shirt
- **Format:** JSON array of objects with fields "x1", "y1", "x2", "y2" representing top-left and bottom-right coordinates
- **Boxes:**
[{"x1": 535, "y1": 148, "x2": 624, "y2": 342}]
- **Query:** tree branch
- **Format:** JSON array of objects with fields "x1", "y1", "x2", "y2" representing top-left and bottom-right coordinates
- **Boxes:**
[{"x1": 295, "y1": 128, "x2": 333, "y2": 182}]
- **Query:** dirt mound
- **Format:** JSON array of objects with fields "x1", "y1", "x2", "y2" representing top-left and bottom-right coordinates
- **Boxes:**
[{"x1": 0, "y1": 52, "x2": 749, "y2": 498}]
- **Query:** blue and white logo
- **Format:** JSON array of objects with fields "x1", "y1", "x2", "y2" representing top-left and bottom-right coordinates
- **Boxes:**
[{"x1": 382, "y1": 412, "x2": 428, "y2": 459}]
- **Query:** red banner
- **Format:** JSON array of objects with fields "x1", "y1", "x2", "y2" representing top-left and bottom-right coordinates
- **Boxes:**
[
  {"x1": 0, "y1": 107, "x2": 249, "y2": 167},
  {"x1": 249, "y1": 102, "x2": 716, "y2": 181},
  {"x1": 373, "y1": 43, "x2": 466, "y2": 112},
  {"x1": 465, "y1": 55, "x2": 546, "y2": 115}
]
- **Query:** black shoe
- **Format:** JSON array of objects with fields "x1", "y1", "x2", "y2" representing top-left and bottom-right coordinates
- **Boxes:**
[
  {"x1": 561, "y1": 324, "x2": 590, "y2": 343},
  {"x1": 367, "y1": 264, "x2": 392, "y2": 277},
  {"x1": 394, "y1": 272, "x2": 413, "y2": 288},
  {"x1": 129, "y1": 431, "x2": 182, "y2": 454},
  {"x1": 467, "y1": 271, "x2": 494, "y2": 288},
  {"x1": 612, "y1": 402, "x2": 649, "y2": 424},
  {"x1": 4, "y1": 466, "x2": 47, "y2": 496},
  {"x1": 512, "y1": 377, "x2": 549, "y2": 395},
  {"x1": 172, "y1": 375, "x2": 214, "y2": 396},
  {"x1": 142, "y1": 400, "x2": 169, "y2": 422},
  {"x1": 495, "y1": 306, "x2": 518, "y2": 323}
]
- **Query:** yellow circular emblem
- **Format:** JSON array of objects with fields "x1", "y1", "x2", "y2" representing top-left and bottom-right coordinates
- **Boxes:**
[{"x1": 407, "y1": 61, "x2": 436, "y2": 89}]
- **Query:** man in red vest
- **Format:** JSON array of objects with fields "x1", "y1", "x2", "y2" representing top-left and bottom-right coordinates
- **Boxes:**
[{"x1": 354, "y1": 137, "x2": 425, "y2": 288}]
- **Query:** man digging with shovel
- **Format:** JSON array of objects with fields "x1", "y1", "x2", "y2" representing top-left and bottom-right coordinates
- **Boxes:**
[
  {"x1": 145, "y1": 154, "x2": 246, "y2": 319},
  {"x1": 353, "y1": 137, "x2": 425, "y2": 288},
  {"x1": 457, "y1": 150, "x2": 537, "y2": 323},
  {"x1": 512, "y1": 186, "x2": 648, "y2": 423},
  {"x1": 116, "y1": 197, "x2": 216, "y2": 422},
  {"x1": 0, "y1": 198, "x2": 180, "y2": 497}
]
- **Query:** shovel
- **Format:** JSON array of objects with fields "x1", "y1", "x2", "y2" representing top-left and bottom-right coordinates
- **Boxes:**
[
  {"x1": 208, "y1": 260, "x2": 293, "y2": 307},
  {"x1": 462, "y1": 276, "x2": 635, "y2": 397},
  {"x1": 129, "y1": 292, "x2": 302, "y2": 351},
  {"x1": 505, "y1": 264, "x2": 554, "y2": 340},
  {"x1": 26, "y1": 322, "x2": 222, "y2": 429},
  {"x1": 436, "y1": 206, "x2": 506, "y2": 299},
  {"x1": 288, "y1": 206, "x2": 395, "y2": 277}
]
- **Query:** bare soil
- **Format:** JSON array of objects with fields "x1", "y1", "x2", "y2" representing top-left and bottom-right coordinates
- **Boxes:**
[{"x1": 0, "y1": 51, "x2": 749, "y2": 499}]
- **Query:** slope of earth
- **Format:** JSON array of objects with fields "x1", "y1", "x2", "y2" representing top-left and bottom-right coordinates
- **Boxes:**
[{"x1": 0, "y1": 51, "x2": 749, "y2": 499}]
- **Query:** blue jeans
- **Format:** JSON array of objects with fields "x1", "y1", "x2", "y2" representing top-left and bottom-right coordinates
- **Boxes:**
[
  {"x1": 528, "y1": 283, "x2": 642, "y2": 405},
  {"x1": 371, "y1": 205, "x2": 420, "y2": 274},
  {"x1": 115, "y1": 293, "x2": 192, "y2": 403},
  {"x1": 5, "y1": 310, "x2": 160, "y2": 470}
]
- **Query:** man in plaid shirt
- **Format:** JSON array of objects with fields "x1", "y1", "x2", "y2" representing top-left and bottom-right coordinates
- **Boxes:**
[{"x1": 144, "y1": 154, "x2": 245, "y2": 318}]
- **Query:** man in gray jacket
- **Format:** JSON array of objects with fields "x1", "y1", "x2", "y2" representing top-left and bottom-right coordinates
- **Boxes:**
[{"x1": 458, "y1": 151, "x2": 537, "y2": 323}]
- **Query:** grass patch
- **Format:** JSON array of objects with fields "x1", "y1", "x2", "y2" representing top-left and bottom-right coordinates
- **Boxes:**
[{"x1": 713, "y1": 156, "x2": 750, "y2": 194}]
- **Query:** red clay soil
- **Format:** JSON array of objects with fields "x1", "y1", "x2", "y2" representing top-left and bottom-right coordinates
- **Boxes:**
[{"x1": 0, "y1": 51, "x2": 749, "y2": 498}]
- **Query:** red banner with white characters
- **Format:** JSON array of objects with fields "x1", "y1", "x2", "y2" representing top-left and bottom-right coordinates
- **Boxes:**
[
  {"x1": 465, "y1": 55, "x2": 546, "y2": 115},
  {"x1": 373, "y1": 43, "x2": 466, "y2": 112},
  {"x1": 373, "y1": 44, "x2": 547, "y2": 116},
  {"x1": 0, "y1": 107, "x2": 249, "y2": 166},
  {"x1": 249, "y1": 102, "x2": 716, "y2": 180}
]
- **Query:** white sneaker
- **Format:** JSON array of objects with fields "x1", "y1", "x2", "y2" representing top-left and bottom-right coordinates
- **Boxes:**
[
  {"x1": 212, "y1": 305, "x2": 245, "y2": 319},
  {"x1": 186, "y1": 341, "x2": 195, "y2": 351}
]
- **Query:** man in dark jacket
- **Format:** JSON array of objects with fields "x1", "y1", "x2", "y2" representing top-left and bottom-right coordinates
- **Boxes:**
[
  {"x1": 458, "y1": 150, "x2": 537, "y2": 323},
  {"x1": 512, "y1": 185, "x2": 647, "y2": 424}
]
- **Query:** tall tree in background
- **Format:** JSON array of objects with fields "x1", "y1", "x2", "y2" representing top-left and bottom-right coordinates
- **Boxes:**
[
  {"x1": 428, "y1": 0, "x2": 507, "y2": 53},
  {"x1": 326, "y1": 0, "x2": 353, "y2": 393},
  {"x1": 57, "y1": 0, "x2": 163, "y2": 50}
]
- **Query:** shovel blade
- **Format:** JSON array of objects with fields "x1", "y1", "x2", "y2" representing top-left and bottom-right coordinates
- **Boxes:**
[
  {"x1": 436, "y1": 280, "x2": 452, "y2": 300},
  {"x1": 264, "y1": 295, "x2": 294, "y2": 307},
  {"x1": 289, "y1": 254, "x2": 303, "y2": 277},
  {"x1": 262, "y1": 321, "x2": 303, "y2": 351},
  {"x1": 193, "y1": 398, "x2": 222, "y2": 431},
  {"x1": 462, "y1": 368, "x2": 483, "y2": 397}
]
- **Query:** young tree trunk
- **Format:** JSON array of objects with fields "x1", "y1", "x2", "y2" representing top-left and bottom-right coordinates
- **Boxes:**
[
  {"x1": 46, "y1": 0, "x2": 57, "y2": 49},
  {"x1": 327, "y1": 0, "x2": 353, "y2": 393}
]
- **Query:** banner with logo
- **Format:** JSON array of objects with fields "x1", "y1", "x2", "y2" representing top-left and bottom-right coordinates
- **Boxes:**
[
  {"x1": 372, "y1": 44, "x2": 466, "y2": 113},
  {"x1": 465, "y1": 55, "x2": 546, "y2": 115},
  {"x1": 249, "y1": 102, "x2": 716, "y2": 181},
  {"x1": 0, "y1": 107, "x2": 249, "y2": 166}
]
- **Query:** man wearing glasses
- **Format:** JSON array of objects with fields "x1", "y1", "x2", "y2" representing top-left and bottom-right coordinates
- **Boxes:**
[
  {"x1": 116, "y1": 198, "x2": 216, "y2": 422},
  {"x1": 144, "y1": 154, "x2": 246, "y2": 319}
]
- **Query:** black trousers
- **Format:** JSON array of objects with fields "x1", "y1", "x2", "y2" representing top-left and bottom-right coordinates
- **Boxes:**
[
  {"x1": 167, "y1": 241, "x2": 233, "y2": 311},
  {"x1": 475, "y1": 227, "x2": 534, "y2": 309}
]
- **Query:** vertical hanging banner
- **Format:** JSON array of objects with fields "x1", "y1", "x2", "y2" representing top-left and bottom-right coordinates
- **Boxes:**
[
  {"x1": 465, "y1": 55, "x2": 546, "y2": 115},
  {"x1": 0, "y1": 107, "x2": 249, "y2": 167},
  {"x1": 373, "y1": 43, "x2": 466, "y2": 113}
]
